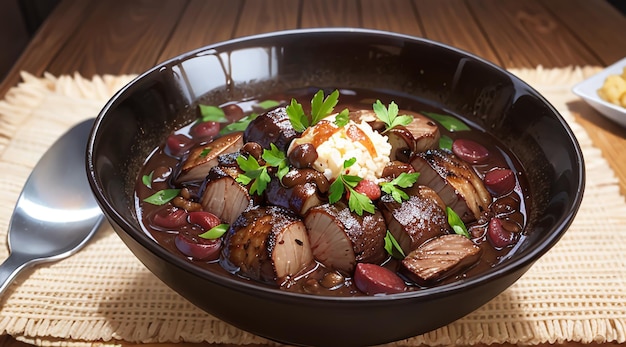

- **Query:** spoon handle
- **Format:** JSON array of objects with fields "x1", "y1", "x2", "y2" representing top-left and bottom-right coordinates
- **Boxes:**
[{"x1": 0, "y1": 253, "x2": 34, "y2": 297}]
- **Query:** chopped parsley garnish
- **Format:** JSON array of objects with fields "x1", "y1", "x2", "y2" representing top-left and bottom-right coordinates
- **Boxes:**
[
  {"x1": 143, "y1": 189, "x2": 181, "y2": 205},
  {"x1": 198, "y1": 104, "x2": 228, "y2": 123},
  {"x1": 439, "y1": 134, "x2": 454, "y2": 151},
  {"x1": 379, "y1": 172, "x2": 420, "y2": 203},
  {"x1": 373, "y1": 100, "x2": 413, "y2": 133},
  {"x1": 286, "y1": 89, "x2": 340, "y2": 132},
  {"x1": 423, "y1": 111, "x2": 470, "y2": 132},
  {"x1": 142, "y1": 171, "x2": 153, "y2": 189},
  {"x1": 256, "y1": 99, "x2": 281, "y2": 110},
  {"x1": 198, "y1": 223, "x2": 229, "y2": 239},
  {"x1": 235, "y1": 143, "x2": 288, "y2": 195},
  {"x1": 446, "y1": 207, "x2": 470, "y2": 238},
  {"x1": 384, "y1": 230, "x2": 406, "y2": 259},
  {"x1": 328, "y1": 158, "x2": 375, "y2": 216},
  {"x1": 334, "y1": 108, "x2": 350, "y2": 127},
  {"x1": 219, "y1": 113, "x2": 258, "y2": 135},
  {"x1": 199, "y1": 147, "x2": 212, "y2": 158}
]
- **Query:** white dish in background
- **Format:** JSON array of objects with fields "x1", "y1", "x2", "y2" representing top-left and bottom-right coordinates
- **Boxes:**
[{"x1": 572, "y1": 57, "x2": 626, "y2": 128}]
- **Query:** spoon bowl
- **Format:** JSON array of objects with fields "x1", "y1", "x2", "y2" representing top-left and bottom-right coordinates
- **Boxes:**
[{"x1": 0, "y1": 119, "x2": 103, "y2": 296}]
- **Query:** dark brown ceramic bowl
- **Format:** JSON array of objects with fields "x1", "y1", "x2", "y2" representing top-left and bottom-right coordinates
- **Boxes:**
[{"x1": 86, "y1": 29, "x2": 584, "y2": 347}]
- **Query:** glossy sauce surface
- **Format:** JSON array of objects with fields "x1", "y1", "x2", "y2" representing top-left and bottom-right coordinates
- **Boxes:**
[{"x1": 135, "y1": 88, "x2": 531, "y2": 296}]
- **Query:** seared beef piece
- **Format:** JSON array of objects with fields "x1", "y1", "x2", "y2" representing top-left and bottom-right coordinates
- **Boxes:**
[
  {"x1": 200, "y1": 166, "x2": 252, "y2": 224},
  {"x1": 411, "y1": 149, "x2": 491, "y2": 223},
  {"x1": 386, "y1": 111, "x2": 441, "y2": 161},
  {"x1": 351, "y1": 110, "x2": 439, "y2": 162},
  {"x1": 404, "y1": 111, "x2": 441, "y2": 152},
  {"x1": 177, "y1": 131, "x2": 244, "y2": 183},
  {"x1": 281, "y1": 168, "x2": 330, "y2": 194},
  {"x1": 386, "y1": 127, "x2": 417, "y2": 162},
  {"x1": 401, "y1": 234, "x2": 482, "y2": 285},
  {"x1": 221, "y1": 205, "x2": 313, "y2": 284},
  {"x1": 378, "y1": 185, "x2": 450, "y2": 254},
  {"x1": 304, "y1": 202, "x2": 387, "y2": 275},
  {"x1": 264, "y1": 178, "x2": 324, "y2": 216},
  {"x1": 243, "y1": 106, "x2": 298, "y2": 152}
]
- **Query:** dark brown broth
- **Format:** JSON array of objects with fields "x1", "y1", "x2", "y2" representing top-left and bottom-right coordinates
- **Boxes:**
[{"x1": 134, "y1": 87, "x2": 531, "y2": 296}]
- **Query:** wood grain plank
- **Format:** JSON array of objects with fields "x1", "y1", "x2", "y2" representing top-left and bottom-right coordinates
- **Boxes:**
[
  {"x1": 467, "y1": 0, "x2": 601, "y2": 68},
  {"x1": 541, "y1": 0, "x2": 626, "y2": 66},
  {"x1": 360, "y1": 0, "x2": 423, "y2": 36},
  {"x1": 0, "y1": 0, "x2": 97, "y2": 99},
  {"x1": 158, "y1": 0, "x2": 243, "y2": 62},
  {"x1": 233, "y1": 0, "x2": 299, "y2": 38},
  {"x1": 300, "y1": 0, "x2": 360, "y2": 27},
  {"x1": 45, "y1": 0, "x2": 188, "y2": 77},
  {"x1": 412, "y1": 0, "x2": 501, "y2": 65}
]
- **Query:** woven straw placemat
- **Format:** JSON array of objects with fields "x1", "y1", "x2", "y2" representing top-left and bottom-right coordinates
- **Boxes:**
[{"x1": 0, "y1": 67, "x2": 625, "y2": 347}]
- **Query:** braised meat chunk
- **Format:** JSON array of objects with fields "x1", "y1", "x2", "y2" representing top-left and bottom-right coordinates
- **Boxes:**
[
  {"x1": 222, "y1": 205, "x2": 313, "y2": 284},
  {"x1": 411, "y1": 149, "x2": 492, "y2": 223},
  {"x1": 402, "y1": 234, "x2": 482, "y2": 285}
]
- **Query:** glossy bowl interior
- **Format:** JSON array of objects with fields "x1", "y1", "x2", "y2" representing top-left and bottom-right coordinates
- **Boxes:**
[{"x1": 86, "y1": 28, "x2": 585, "y2": 347}]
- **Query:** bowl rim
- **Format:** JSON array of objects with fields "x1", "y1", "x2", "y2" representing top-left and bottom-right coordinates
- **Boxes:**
[{"x1": 88, "y1": 27, "x2": 586, "y2": 302}]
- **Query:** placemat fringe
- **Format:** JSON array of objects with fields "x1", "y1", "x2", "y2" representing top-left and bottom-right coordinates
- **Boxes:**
[{"x1": 2, "y1": 67, "x2": 626, "y2": 347}]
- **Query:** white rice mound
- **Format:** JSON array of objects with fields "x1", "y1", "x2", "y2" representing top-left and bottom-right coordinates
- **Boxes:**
[{"x1": 290, "y1": 117, "x2": 391, "y2": 182}]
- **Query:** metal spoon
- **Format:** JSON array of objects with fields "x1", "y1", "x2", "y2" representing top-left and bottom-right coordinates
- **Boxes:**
[{"x1": 0, "y1": 119, "x2": 104, "y2": 296}]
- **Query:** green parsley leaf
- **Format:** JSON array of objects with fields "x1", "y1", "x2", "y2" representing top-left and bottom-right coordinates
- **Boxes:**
[
  {"x1": 198, "y1": 223, "x2": 229, "y2": 239},
  {"x1": 380, "y1": 172, "x2": 420, "y2": 203},
  {"x1": 219, "y1": 113, "x2": 258, "y2": 135},
  {"x1": 235, "y1": 144, "x2": 290, "y2": 195},
  {"x1": 199, "y1": 104, "x2": 228, "y2": 123},
  {"x1": 342, "y1": 174, "x2": 362, "y2": 188},
  {"x1": 311, "y1": 89, "x2": 339, "y2": 125},
  {"x1": 249, "y1": 167, "x2": 270, "y2": 195},
  {"x1": 347, "y1": 185, "x2": 375, "y2": 215},
  {"x1": 446, "y1": 206, "x2": 470, "y2": 238},
  {"x1": 343, "y1": 157, "x2": 357, "y2": 169},
  {"x1": 200, "y1": 147, "x2": 212, "y2": 158},
  {"x1": 286, "y1": 98, "x2": 308, "y2": 132},
  {"x1": 142, "y1": 171, "x2": 153, "y2": 189},
  {"x1": 236, "y1": 154, "x2": 261, "y2": 172},
  {"x1": 327, "y1": 158, "x2": 375, "y2": 216},
  {"x1": 423, "y1": 111, "x2": 470, "y2": 132},
  {"x1": 334, "y1": 108, "x2": 350, "y2": 127},
  {"x1": 262, "y1": 143, "x2": 289, "y2": 181},
  {"x1": 384, "y1": 230, "x2": 406, "y2": 259},
  {"x1": 262, "y1": 143, "x2": 286, "y2": 167},
  {"x1": 143, "y1": 189, "x2": 180, "y2": 205},
  {"x1": 328, "y1": 178, "x2": 345, "y2": 204},
  {"x1": 373, "y1": 100, "x2": 413, "y2": 133},
  {"x1": 439, "y1": 134, "x2": 454, "y2": 151},
  {"x1": 257, "y1": 99, "x2": 281, "y2": 110}
]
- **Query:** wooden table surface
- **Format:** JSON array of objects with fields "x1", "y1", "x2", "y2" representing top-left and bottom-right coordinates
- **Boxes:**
[{"x1": 1, "y1": 1, "x2": 626, "y2": 346}]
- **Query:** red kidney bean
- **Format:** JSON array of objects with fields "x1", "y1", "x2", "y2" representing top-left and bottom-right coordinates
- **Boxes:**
[
  {"x1": 175, "y1": 232, "x2": 222, "y2": 261},
  {"x1": 353, "y1": 179, "x2": 381, "y2": 201},
  {"x1": 222, "y1": 104, "x2": 244, "y2": 122},
  {"x1": 188, "y1": 211, "x2": 221, "y2": 231},
  {"x1": 151, "y1": 207, "x2": 188, "y2": 230},
  {"x1": 354, "y1": 263, "x2": 406, "y2": 295},
  {"x1": 166, "y1": 133, "x2": 193, "y2": 157},
  {"x1": 190, "y1": 121, "x2": 220, "y2": 140},
  {"x1": 487, "y1": 217, "x2": 517, "y2": 248},
  {"x1": 452, "y1": 138, "x2": 490, "y2": 164},
  {"x1": 490, "y1": 194, "x2": 520, "y2": 215},
  {"x1": 484, "y1": 168, "x2": 516, "y2": 195}
]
